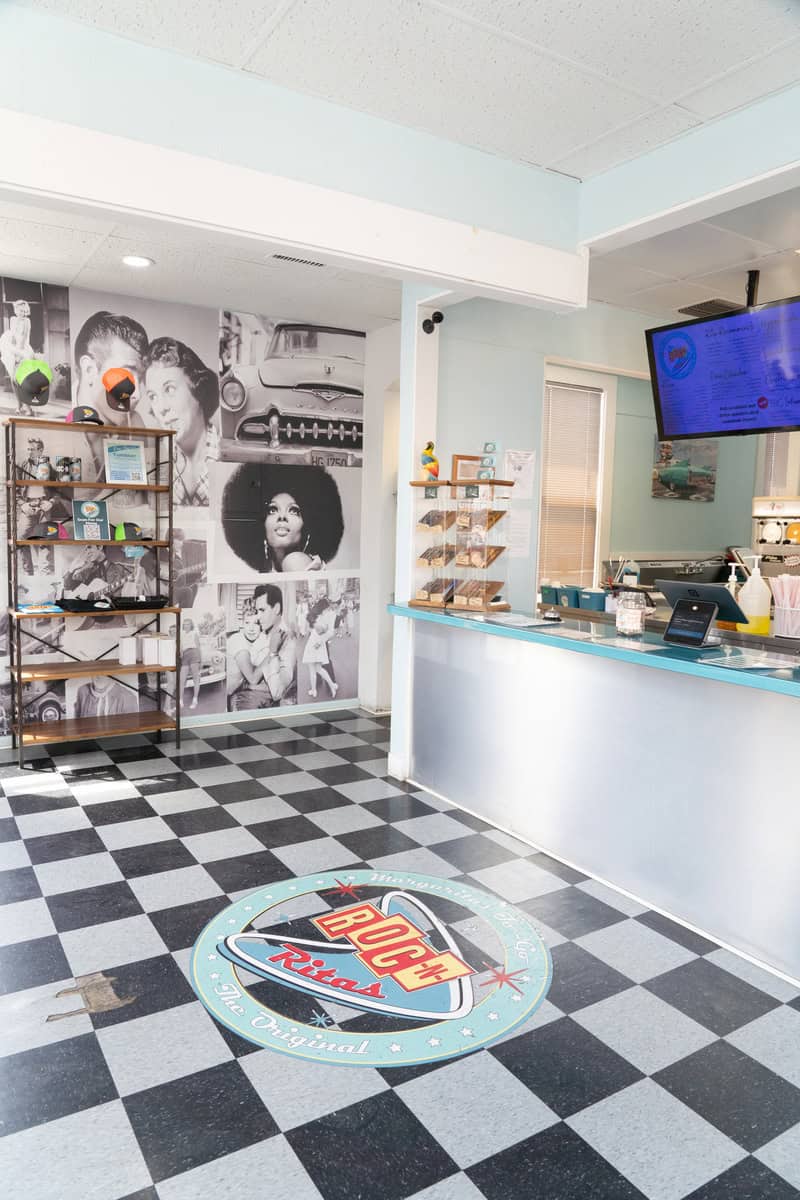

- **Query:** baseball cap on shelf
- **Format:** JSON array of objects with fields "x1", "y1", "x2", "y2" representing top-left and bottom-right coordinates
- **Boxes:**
[
  {"x1": 65, "y1": 406, "x2": 103, "y2": 425},
  {"x1": 114, "y1": 522, "x2": 150, "y2": 541},
  {"x1": 30, "y1": 521, "x2": 69, "y2": 540},
  {"x1": 102, "y1": 367, "x2": 135, "y2": 412},
  {"x1": 14, "y1": 359, "x2": 52, "y2": 406}
]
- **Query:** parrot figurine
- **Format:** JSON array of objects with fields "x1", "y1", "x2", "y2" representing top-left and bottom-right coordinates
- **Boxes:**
[{"x1": 421, "y1": 441, "x2": 439, "y2": 481}]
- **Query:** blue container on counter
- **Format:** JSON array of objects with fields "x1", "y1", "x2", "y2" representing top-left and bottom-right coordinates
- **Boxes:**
[
  {"x1": 579, "y1": 588, "x2": 607, "y2": 611},
  {"x1": 556, "y1": 586, "x2": 581, "y2": 608},
  {"x1": 540, "y1": 585, "x2": 558, "y2": 605}
]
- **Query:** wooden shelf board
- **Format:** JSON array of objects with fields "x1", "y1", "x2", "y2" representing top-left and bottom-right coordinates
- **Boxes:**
[
  {"x1": 13, "y1": 539, "x2": 168, "y2": 547},
  {"x1": 10, "y1": 606, "x2": 179, "y2": 619},
  {"x1": 409, "y1": 480, "x2": 452, "y2": 488},
  {"x1": 4, "y1": 417, "x2": 174, "y2": 437},
  {"x1": 11, "y1": 659, "x2": 176, "y2": 681},
  {"x1": 11, "y1": 480, "x2": 169, "y2": 491},
  {"x1": 14, "y1": 710, "x2": 177, "y2": 745}
]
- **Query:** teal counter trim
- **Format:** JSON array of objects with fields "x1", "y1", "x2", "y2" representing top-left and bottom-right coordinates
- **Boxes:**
[{"x1": 389, "y1": 604, "x2": 800, "y2": 699}]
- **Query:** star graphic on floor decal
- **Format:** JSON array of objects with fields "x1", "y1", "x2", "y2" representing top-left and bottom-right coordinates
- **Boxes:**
[
  {"x1": 310, "y1": 1010, "x2": 334, "y2": 1028},
  {"x1": 326, "y1": 878, "x2": 365, "y2": 900},
  {"x1": 390, "y1": 1043, "x2": 402, "y2": 1053},
  {"x1": 488, "y1": 1011, "x2": 499, "y2": 1021},
  {"x1": 480, "y1": 963, "x2": 529, "y2": 994},
  {"x1": 460, "y1": 1027, "x2": 474, "y2": 1037},
  {"x1": 427, "y1": 1036, "x2": 441, "y2": 1047}
]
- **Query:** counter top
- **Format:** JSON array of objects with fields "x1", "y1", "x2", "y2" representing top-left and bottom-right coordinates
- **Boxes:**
[{"x1": 389, "y1": 603, "x2": 800, "y2": 699}]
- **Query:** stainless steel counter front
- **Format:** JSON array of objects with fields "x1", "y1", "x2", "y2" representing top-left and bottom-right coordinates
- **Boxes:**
[{"x1": 390, "y1": 604, "x2": 800, "y2": 982}]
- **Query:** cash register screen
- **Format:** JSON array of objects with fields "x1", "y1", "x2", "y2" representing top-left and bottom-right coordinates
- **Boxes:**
[{"x1": 663, "y1": 599, "x2": 719, "y2": 647}]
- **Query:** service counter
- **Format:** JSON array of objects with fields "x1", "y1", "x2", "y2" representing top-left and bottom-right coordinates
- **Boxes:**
[{"x1": 389, "y1": 603, "x2": 800, "y2": 981}]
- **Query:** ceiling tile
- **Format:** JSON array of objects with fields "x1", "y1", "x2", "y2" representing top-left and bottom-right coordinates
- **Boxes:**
[
  {"x1": 623, "y1": 279, "x2": 720, "y2": 315},
  {"x1": 0, "y1": 254, "x2": 76, "y2": 287},
  {"x1": 551, "y1": 106, "x2": 701, "y2": 178},
  {"x1": 435, "y1": 0, "x2": 800, "y2": 101},
  {"x1": 679, "y1": 37, "x2": 800, "y2": 118},
  {"x1": 704, "y1": 187, "x2": 800, "y2": 251},
  {"x1": 0, "y1": 217, "x2": 104, "y2": 266},
  {"x1": 246, "y1": 0, "x2": 650, "y2": 166},
  {"x1": 693, "y1": 250, "x2": 800, "y2": 305},
  {"x1": 587, "y1": 257, "x2": 672, "y2": 302},
  {"x1": 24, "y1": 0, "x2": 290, "y2": 67},
  {"x1": 611, "y1": 221, "x2": 774, "y2": 278},
  {"x1": 0, "y1": 195, "x2": 115, "y2": 235}
]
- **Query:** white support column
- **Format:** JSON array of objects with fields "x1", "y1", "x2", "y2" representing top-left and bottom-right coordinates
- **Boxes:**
[
  {"x1": 358, "y1": 321, "x2": 401, "y2": 713},
  {"x1": 388, "y1": 285, "x2": 444, "y2": 779}
]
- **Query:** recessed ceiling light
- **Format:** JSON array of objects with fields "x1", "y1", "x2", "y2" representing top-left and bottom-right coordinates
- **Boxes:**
[{"x1": 122, "y1": 254, "x2": 155, "y2": 269}]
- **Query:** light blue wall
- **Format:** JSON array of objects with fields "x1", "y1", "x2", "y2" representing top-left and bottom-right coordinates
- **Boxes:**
[
  {"x1": 436, "y1": 299, "x2": 759, "y2": 608},
  {"x1": 0, "y1": 5, "x2": 578, "y2": 251},
  {"x1": 609, "y1": 376, "x2": 757, "y2": 556}
]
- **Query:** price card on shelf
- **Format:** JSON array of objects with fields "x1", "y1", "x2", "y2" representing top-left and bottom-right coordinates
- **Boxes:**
[{"x1": 104, "y1": 440, "x2": 147, "y2": 485}]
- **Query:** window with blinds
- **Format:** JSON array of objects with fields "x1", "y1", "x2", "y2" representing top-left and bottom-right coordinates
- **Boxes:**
[{"x1": 538, "y1": 381, "x2": 604, "y2": 588}]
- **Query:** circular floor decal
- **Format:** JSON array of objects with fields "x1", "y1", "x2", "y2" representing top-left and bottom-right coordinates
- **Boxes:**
[{"x1": 190, "y1": 869, "x2": 551, "y2": 1067}]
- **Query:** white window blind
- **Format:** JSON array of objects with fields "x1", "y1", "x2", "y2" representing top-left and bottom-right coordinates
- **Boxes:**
[{"x1": 538, "y1": 381, "x2": 603, "y2": 588}]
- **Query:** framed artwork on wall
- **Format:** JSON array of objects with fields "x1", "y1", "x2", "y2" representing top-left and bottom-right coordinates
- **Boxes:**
[{"x1": 451, "y1": 454, "x2": 481, "y2": 482}]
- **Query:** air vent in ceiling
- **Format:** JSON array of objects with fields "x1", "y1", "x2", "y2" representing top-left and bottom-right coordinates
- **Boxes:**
[
  {"x1": 677, "y1": 298, "x2": 742, "y2": 318},
  {"x1": 272, "y1": 253, "x2": 326, "y2": 268}
]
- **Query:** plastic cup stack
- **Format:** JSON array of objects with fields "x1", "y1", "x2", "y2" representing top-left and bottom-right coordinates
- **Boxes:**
[{"x1": 770, "y1": 574, "x2": 800, "y2": 638}]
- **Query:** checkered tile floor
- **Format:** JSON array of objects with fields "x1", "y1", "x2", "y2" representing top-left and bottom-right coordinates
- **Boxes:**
[{"x1": 2, "y1": 709, "x2": 800, "y2": 1200}]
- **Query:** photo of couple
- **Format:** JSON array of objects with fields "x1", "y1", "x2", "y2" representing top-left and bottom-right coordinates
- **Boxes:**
[
  {"x1": 67, "y1": 291, "x2": 220, "y2": 507},
  {"x1": 224, "y1": 583, "x2": 298, "y2": 711}
]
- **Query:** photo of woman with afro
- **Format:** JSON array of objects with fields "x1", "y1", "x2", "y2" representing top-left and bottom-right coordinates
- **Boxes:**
[{"x1": 221, "y1": 463, "x2": 345, "y2": 574}]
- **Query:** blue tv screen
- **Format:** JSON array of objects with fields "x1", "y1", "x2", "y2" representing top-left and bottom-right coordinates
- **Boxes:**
[{"x1": 647, "y1": 295, "x2": 800, "y2": 439}]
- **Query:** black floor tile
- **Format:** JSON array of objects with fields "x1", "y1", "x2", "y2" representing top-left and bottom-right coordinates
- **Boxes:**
[
  {"x1": 203, "y1": 732, "x2": 259, "y2": 750},
  {"x1": 287, "y1": 1090, "x2": 458, "y2": 1200},
  {"x1": 109, "y1": 744, "x2": 166, "y2": 764},
  {"x1": 214, "y1": 1020, "x2": 263, "y2": 1058},
  {"x1": 446, "y1": 808, "x2": 495, "y2": 833},
  {"x1": 206, "y1": 779, "x2": 271, "y2": 805},
  {"x1": 527, "y1": 850, "x2": 589, "y2": 884},
  {"x1": 361, "y1": 794, "x2": 436, "y2": 822},
  {"x1": 133, "y1": 771, "x2": 200, "y2": 797},
  {"x1": 48, "y1": 740, "x2": 103, "y2": 757},
  {"x1": 163, "y1": 751, "x2": 229, "y2": 772},
  {"x1": 204, "y1": 850, "x2": 295, "y2": 894},
  {"x1": 59, "y1": 764, "x2": 126, "y2": 783},
  {"x1": 162, "y1": 806, "x2": 238, "y2": 838},
  {"x1": 112, "y1": 839, "x2": 198, "y2": 879},
  {"x1": 684, "y1": 1157, "x2": 800, "y2": 1198},
  {"x1": 90, "y1": 953, "x2": 197, "y2": 1028},
  {"x1": 0, "y1": 934, "x2": 72, "y2": 997},
  {"x1": 149, "y1": 895, "x2": 231, "y2": 950},
  {"x1": 491, "y1": 1016, "x2": 643, "y2": 1117},
  {"x1": 644, "y1": 958, "x2": 780, "y2": 1036},
  {"x1": 23, "y1": 826, "x2": 107, "y2": 865},
  {"x1": 635, "y1": 909, "x2": 719, "y2": 955},
  {"x1": 547, "y1": 942, "x2": 634, "y2": 1014},
  {"x1": 82, "y1": 798, "x2": 157, "y2": 827},
  {"x1": 433, "y1": 833, "x2": 517, "y2": 872},
  {"x1": 6, "y1": 790, "x2": 78, "y2": 816},
  {"x1": 0, "y1": 1034, "x2": 117, "y2": 1135},
  {"x1": 247, "y1": 814, "x2": 324, "y2": 848},
  {"x1": 282, "y1": 786, "x2": 352, "y2": 813},
  {"x1": 116, "y1": 1189, "x2": 160, "y2": 1200},
  {"x1": 0, "y1": 864, "x2": 42, "y2": 904},
  {"x1": 467, "y1": 1123, "x2": 646, "y2": 1199},
  {"x1": 521, "y1": 886, "x2": 627, "y2": 940},
  {"x1": 337, "y1": 825, "x2": 420, "y2": 861},
  {"x1": 124, "y1": 1060, "x2": 278, "y2": 1182},
  {"x1": 331, "y1": 743, "x2": 389, "y2": 763},
  {"x1": 0, "y1": 816, "x2": 20, "y2": 842},
  {"x1": 245, "y1": 974, "x2": 334, "y2": 1024},
  {"x1": 269, "y1": 738, "x2": 321, "y2": 758},
  {"x1": 287, "y1": 722, "x2": 335, "y2": 738},
  {"x1": 243, "y1": 758, "x2": 302, "y2": 780},
  {"x1": 311, "y1": 763, "x2": 373, "y2": 787},
  {"x1": 655, "y1": 1040, "x2": 800, "y2": 1152},
  {"x1": 46, "y1": 880, "x2": 144, "y2": 932}
]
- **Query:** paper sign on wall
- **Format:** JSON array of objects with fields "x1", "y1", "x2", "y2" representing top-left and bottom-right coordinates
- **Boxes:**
[{"x1": 503, "y1": 449, "x2": 535, "y2": 500}]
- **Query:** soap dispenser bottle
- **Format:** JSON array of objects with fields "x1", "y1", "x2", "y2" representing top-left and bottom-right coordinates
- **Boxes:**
[
  {"x1": 736, "y1": 556, "x2": 771, "y2": 636},
  {"x1": 718, "y1": 563, "x2": 740, "y2": 631}
]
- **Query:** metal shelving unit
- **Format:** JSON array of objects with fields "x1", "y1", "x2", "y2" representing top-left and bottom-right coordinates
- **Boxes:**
[{"x1": 4, "y1": 417, "x2": 181, "y2": 765}]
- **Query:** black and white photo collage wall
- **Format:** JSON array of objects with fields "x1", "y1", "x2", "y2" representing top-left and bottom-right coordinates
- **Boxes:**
[{"x1": 0, "y1": 276, "x2": 363, "y2": 728}]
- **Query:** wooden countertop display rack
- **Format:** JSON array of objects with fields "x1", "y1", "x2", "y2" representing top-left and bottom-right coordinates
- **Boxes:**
[
  {"x1": 4, "y1": 417, "x2": 181, "y2": 765},
  {"x1": 409, "y1": 477, "x2": 515, "y2": 613}
]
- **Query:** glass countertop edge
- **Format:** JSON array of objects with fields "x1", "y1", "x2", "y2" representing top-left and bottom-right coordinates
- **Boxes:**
[{"x1": 388, "y1": 605, "x2": 800, "y2": 699}]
